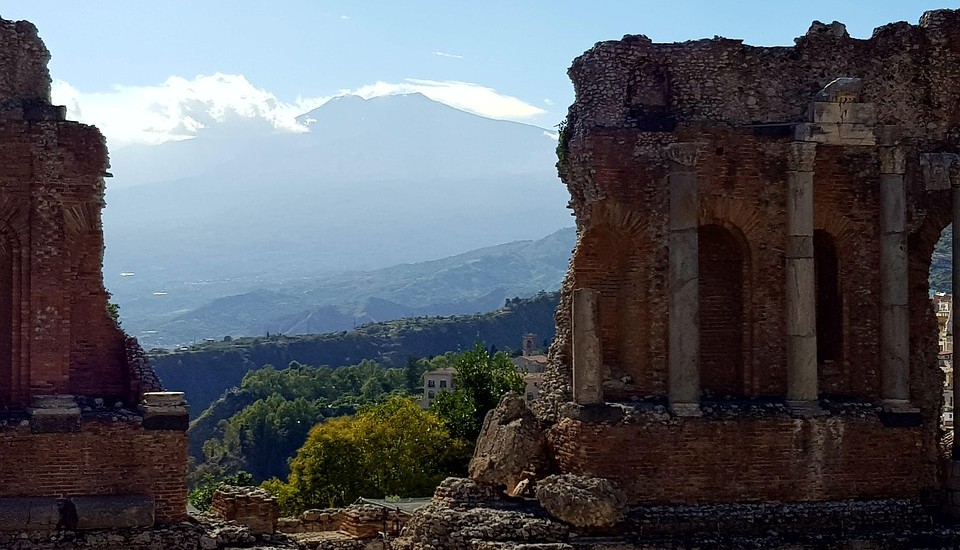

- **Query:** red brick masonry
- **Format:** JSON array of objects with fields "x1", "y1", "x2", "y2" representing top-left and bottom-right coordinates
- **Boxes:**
[{"x1": 0, "y1": 419, "x2": 187, "y2": 523}]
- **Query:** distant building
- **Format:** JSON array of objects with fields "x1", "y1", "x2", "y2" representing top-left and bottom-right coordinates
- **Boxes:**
[
  {"x1": 513, "y1": 332, "x2": 549, "y2": 373},
  {"x1": 522, "y1": 333, "x2": 538, "y2": 356},
  {"x1": 421, "y1": 367, "x2": 455, "y2": 408},
  {"x1": 513, "y1": 354, "x2": 548, "y2": 373},
  {"x1": 935, "y1": 293, "x2": 953, "y2": 353},
  {"x1": 943, "y1": 352, "x2": 954, "y2": 428},
  {"x1": 524, "y1": 372, "x2": 543, "y2": 403}
]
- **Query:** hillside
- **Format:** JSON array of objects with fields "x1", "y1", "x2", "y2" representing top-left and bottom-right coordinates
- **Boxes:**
[
  {"x1": 152, "y1": 290, "x2": 560, "y2": 416},
  {"x1": 136, "y1": 227, "x2": 574, "y2": 347},
  {"x1": 931, "y1": 226, "x2": 952, "y2": 293}
]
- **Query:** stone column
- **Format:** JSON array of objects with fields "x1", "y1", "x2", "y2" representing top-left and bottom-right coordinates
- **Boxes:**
[
  {"x1": 878, "y1": 144, "x2": 912, "y2": 410},
  {"x1": 785, "y1": 142, "x2": 821, "y2": 414},
  {"x1": 666, "y1": 142, "x2": 702, "y2": 417},
  {"x1": 572, "y1": 288, "x2": 603, "y2": 404}
]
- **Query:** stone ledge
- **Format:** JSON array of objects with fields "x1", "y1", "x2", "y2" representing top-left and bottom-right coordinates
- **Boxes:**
[
  {"x1": 69, "y1": 495, "x2": 155, "y2": 530},
  {"x1": 0, "y1": 497, "x2": 59, "y2": 531},
  {"x1": 557, "y1": 399, "x2": 921, "y2": 426}
]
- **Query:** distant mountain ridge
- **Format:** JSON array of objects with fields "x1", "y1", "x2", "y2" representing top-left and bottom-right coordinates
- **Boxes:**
[
  {"x1": 102, "y1": 93, "x2": 571, "y2": 347},
  {"x1": 133, "y1": 227, "x2": 574, "y2": 347}
]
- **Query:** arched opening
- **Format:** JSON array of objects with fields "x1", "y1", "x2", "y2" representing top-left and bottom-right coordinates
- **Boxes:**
[
  {"x1": 929, "y1": 222, "x2": 954, "y2": 428},
  {"x1": 699, "y1": 224, "x2": 746, "y2": 397},
  {"x1": 0, "y1": 240, "x2": 12, "y2": 406},
  {"x1": 814, "y1": 230, "x2": 843, "y2": 364}
]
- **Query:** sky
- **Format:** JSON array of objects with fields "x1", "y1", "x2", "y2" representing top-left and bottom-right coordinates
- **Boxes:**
[{"x1": 1, "y1": 1, "x2": 952, "y2": 147}]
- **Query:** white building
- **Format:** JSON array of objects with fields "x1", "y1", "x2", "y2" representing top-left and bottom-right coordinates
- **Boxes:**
[{"x1": 421, "y1": 367, "x2": 455, "y2": 408}]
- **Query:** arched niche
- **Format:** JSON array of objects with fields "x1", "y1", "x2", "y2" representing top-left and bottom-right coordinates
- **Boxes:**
[{"x1": 698, "y1": 223, "x2": 750, "y2": 398}]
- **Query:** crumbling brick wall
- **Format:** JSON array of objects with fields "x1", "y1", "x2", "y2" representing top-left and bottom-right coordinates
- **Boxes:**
[
  {"x1": 0, "y1": 17, "x2": 161, "y2": 406},
  {"x1": 540, "y1": 10, "x2": 960, "y2": 505},
  {"x1": 211, "y1": 485, "x2": 278, "y2": 534},
  {"x1": 0, "y1": 16, "x2": 185, "y2": 527}
]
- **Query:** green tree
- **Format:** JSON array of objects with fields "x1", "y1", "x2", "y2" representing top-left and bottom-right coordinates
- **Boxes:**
[
  {"x1": 265, "y1": 396, "x2": 468, "y2": 514},
  {"x1": 432, "y1": 342, "x2": 525, "y2": 440},
  {"x1": 187, "y1": 470, "x2": 253, "y2": 512},
  {"x1": 201, "y1": 395, "x2": 324, "y2": 481}
]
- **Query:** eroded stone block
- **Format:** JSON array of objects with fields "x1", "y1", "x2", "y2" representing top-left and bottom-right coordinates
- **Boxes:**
[{"x1": 70, "y1": 494, "x2": 155, "y2": 530}]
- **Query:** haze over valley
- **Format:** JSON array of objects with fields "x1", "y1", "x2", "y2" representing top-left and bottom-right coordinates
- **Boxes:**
[{"x1": 101, "y1": 93, "x2": 574, "y2": 347}]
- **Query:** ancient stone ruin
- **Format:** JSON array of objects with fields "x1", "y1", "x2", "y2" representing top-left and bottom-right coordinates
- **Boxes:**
[
  {"x1": 544, "y1": 8, "x2": 960, "y2": 506},
  {"x1": 396, "y1": 9, "x2": 960, "y2": 549},
  {"x1": 0, "y1": 18, "x2": 187, "y2": 531}
]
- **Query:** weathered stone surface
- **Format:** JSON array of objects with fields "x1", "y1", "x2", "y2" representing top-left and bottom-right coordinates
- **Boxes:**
[
  {"x1": 211, "y1": 485, "x2": 278, "y2": 534},
  {"x1": 0, "y1": 498, "x2": 59, "y2": 531},
  {"x1": 394, "y1": 502, "x2": 567, "y2": 550},
  {"x1": 469, "y1": 394, "x2": 547, "y2": 488},
  {"x1": 71, "y1": 495, "x2": 154, "y2": 530},
  {"x1": 534, "y1": 474, "x2": 626, "y2": 528},
  {"x1": 571, "y1": 289, "x2": 602, "y2": 405}
]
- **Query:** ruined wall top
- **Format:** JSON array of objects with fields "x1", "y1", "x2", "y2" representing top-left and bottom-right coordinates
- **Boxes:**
[
  {"x1": 566, "y1": 9, "x2": 960, "y2": 145},
  {"x1": 0, "y1": 18, "x2": 51, "y2": 103}
]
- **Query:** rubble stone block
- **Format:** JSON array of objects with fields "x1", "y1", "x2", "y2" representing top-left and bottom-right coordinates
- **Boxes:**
[
  {"x1": 535, "y1": 474, "x2": 626, "y2": 528},
  {"x1": 0, "y1": 497, "x2": 59, "y2": 531},
  {"x1": 469, "y1": 394, "x2": 547, "y2": 489},
  {"x1": 71, "y1": 494, "x2": 155, "y2": 529}
]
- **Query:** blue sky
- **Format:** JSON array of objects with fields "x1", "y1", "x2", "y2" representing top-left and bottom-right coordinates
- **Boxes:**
[{"x1": 1, "y1": 1, "x2": 951, "y2": 146}]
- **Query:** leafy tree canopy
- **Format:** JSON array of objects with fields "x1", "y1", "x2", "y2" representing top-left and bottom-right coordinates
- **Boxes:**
[
  {"x1": 264, "y1": 396, "x2": 468, "y2": 514},
  {"x1": 432, "y1": 342, "x2": 525, "y2": 440}
]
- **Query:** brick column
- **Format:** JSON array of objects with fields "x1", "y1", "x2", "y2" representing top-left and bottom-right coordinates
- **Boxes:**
[
  {"x1": 785, "y1": 142, "x2": 821, "y2": 414},
  {"x1": 666, "y1": 142, "x2": 702, "y2": 417},
  {"x1": 954, "y1": 176, "x2": 960, "y2": 457},
  {"x1": 572, "y1": 288, "x2": 602, "y2": 404},
  {"x1": 878, "y1": 144, "x2": 912, "y2": 410}
]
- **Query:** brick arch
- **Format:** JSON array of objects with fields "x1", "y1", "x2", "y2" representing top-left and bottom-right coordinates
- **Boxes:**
[
  {"x1": 814, "y1": 229, "x2": 845, "y2": 395},
  {"x1": 0, "y1": 223, "x2": 25, "y2": 406},
  {"x1": 698, "y1": 200, "x2": 769, "y2": 395},
  {"x1": 699, "y1": 197, "x2": 766, "y2": 243},
  {"x1": 908, "y1": 210, "x2": 952, "y2": 410},
  {"x1": 813, "y1": 209, "x2": 860, "y2": 254},
  {"x1": 698, "y1": 222, "x2": 752, "y2": 398},
  {"x1": 573, "y1": 201, "x2": 656, "y2": 397}
]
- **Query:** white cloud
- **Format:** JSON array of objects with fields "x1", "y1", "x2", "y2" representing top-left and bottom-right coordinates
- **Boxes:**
[
  {"x1": 543, "y1": 98, "x2": 554, "y2": 106},
  {"x1": 340, "y1": 15, "x2": 350, "y2": 20},
  {"x1": 348, "y1": 79, "x2": 546, "y2": 121},
  {"x1": 433, "y1": 51, "x2": 464, "y2": 59},
  {"x1": 52, "y1": 74, "x2": 546, "y2": 146},
  {"x1": 52, "y1": 74, "x2": 329, "y2": 147}
]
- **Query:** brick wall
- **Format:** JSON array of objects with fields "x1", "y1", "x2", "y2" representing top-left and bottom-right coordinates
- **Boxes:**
[
  {"x1": 0, "y1": 419, "x2": 187, "y2": 523},
  {"x1": 699, "y1": 224, "x2": 746, "y2": 397},
  {"x1": 548, "y1": 412, "x2": 925, "y2": 505}
]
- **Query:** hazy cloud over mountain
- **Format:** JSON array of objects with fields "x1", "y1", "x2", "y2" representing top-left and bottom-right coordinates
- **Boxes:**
[{"x1": 52, "y1": 74, "x2": 550, "y2": 147}]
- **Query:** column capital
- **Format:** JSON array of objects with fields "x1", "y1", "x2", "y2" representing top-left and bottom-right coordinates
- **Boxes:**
[
  {"x1": 787, "y1": 142, "x2": 818, "y2": 172},
  {"x1": 879, "y1": 146, "x2": 908, "y2": 175},
  {"x1": 664, "y1": 142, "x2": 701, "y2": 169},
  {"x1": 920, "y1": 152, "x2": 960, "y2": 190}
]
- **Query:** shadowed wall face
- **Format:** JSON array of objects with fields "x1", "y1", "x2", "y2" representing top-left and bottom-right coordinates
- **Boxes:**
[{"x1": 699, "y1": 224, "x2": 745, "y2": 398}]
